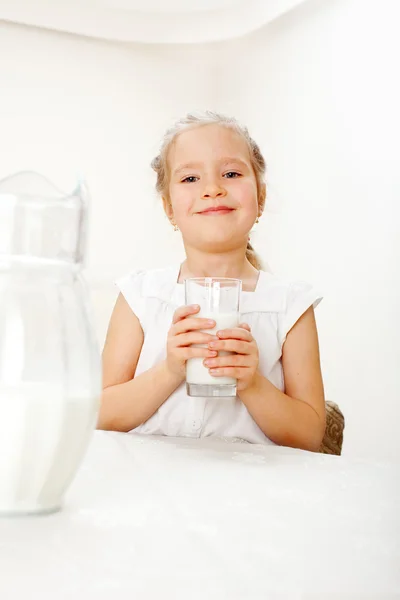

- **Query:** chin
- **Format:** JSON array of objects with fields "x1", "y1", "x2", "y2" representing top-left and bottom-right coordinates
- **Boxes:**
[{"x1": 195, "y1": 235, "x2": 245, "y2": 254}]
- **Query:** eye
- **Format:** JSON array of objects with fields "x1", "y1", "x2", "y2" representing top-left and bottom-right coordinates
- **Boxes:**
[
  {"x1": 181, "y1": 176, "x2": 199, "y2": 183},
  {"x1": 223, "y1": 171, "x2": 241, "y2": 179}
]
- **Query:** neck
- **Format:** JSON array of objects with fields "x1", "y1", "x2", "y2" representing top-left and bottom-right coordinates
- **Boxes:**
[{"x1": 179, "y1": 244, "x2": 260, "y2": 292}]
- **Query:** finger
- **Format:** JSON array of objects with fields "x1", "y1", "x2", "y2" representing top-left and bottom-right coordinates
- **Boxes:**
[
  {"x1": 181, "y1": 347, "x2": 218, "y2": 359},
  {"x1": 209, "y1": 339, "x2": 252, "y2": 354},
  {"x1": 216, "y1": 328, "x2": 253, "y2": 342},
  {"x1": 171, "y1": 316, "x2": 216, "y2": 336},
  {"x1": 239, "y1": 323, "x2": 251, "y2": 332},
  {"x1": 172, "y1": 304, "x2": 200, "y2": 324},
  {"x1": 174, "y1": 331, "x2": 217, "y2": 347},
  {"x1": 204, "y1": 354, "x2": 252, "y2": 369},
  {"x1": 208, "y1": 367, "x2": 250, "y2": 378}
]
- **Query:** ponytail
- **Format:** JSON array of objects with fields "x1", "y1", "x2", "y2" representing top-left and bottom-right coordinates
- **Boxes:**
[{"x1": 246, "y1": 241, "x2": 262, "y2": 270}]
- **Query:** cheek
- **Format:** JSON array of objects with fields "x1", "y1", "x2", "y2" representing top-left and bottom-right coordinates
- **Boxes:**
[
  {"x1": 235, "y1": 180, "x2": 259, "y2": 212},
  {"x1": 169, "y1": 186, "x2": 195, "y2": 219}
]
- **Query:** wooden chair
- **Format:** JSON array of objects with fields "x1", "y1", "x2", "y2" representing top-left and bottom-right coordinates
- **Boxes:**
[{"x1": 319, "y1": 401, "x2": 345, "y2": 456}]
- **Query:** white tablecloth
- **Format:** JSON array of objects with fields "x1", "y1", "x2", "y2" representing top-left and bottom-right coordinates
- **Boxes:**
[{"x1": 1, "y1": 431, "x2": 399, "y2": 599}]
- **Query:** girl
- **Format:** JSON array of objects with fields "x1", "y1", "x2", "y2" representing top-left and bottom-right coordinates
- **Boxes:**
[{"x1": 98, "y1": 112, "x2": 326, "y2": 451}]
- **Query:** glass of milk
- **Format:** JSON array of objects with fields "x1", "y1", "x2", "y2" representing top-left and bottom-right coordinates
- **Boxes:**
[{"x1": 185, "y1": 277, "x2": 242, "y2": 397}]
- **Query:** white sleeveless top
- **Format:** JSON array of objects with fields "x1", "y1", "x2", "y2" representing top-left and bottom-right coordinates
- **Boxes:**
[{"x1": 116, "y1": 265, "x2": 322, "y2": 445}]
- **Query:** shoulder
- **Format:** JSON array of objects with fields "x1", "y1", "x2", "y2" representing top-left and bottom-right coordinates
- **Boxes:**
[
  {"x1": 247, "y1": 271, "x2": 323, "y2": 348},
  {"x1": 114, "y1": 264, "x2": 180, "y2": 317},
  {"x1": 264, "y1": 270, "x2": 322, "y2": 310},
  {"x1": 269, "y1": 273, "x2": 321, "y2": 307},
  {"x1": 116, "y1": 265, "x2": 177, "y2": 296},
  {"x1": 242, "y1": 271, "x2": 321, "y2": 313}
]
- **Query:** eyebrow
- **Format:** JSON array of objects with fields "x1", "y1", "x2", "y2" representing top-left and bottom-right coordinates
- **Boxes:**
[
  {"x1": 173, "y1": 157, "x2": 250, "y2": 175},
  {"x1": 173, "y1": 162, "x2": 202, "y2": 175}
]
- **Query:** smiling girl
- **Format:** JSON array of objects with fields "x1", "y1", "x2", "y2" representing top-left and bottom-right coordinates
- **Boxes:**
[{"x1": 98, "y1": 112, "x2": 326, "y2": 451}]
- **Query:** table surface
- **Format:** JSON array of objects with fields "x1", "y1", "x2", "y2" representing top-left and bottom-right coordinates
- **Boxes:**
[{"x1": 1, "y1": 431, "x2": 399, "y2": 600}]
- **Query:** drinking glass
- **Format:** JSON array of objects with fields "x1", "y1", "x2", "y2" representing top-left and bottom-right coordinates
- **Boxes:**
[{"x1": 185, "y1": 277, "x2": 241, "y2": 397}]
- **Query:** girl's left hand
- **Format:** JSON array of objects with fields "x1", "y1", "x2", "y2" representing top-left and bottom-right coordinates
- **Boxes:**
[{"x1": 203, "y1": 323, "x2": 259, "y2": 392}]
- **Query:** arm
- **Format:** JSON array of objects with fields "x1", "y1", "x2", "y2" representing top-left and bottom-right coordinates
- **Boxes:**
[
  {"x1": 98, "y1": 295, "x2": 218, "y2": 433},
  {"x1": 97, "y1": 293, "x2": 183, "y2": 432},
  {"x1": 238, "y1": 307, "x2": 326, "y2": 451}
]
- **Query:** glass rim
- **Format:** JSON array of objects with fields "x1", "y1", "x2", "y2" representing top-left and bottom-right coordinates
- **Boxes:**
[
  {"x1": 184, "y1": 277, "x2": 242, "y2": 285},
  {"x1": 0, "y1": 170, "x2": 87, "y2": 202}
]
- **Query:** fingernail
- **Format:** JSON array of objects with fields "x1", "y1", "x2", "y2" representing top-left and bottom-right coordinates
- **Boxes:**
[{"x1": 191, "y1": 304, "x2": 199, "y2": 310}]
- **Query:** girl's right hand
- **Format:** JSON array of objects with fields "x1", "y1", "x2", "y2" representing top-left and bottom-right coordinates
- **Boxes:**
[{"x1": 166, "y1": 305, "x2": 218, "y2": 379}]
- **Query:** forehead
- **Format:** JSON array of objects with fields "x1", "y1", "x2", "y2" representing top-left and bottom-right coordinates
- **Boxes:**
[{"x1": 168, "y1": 124, "x2": 251, "y2": 167}]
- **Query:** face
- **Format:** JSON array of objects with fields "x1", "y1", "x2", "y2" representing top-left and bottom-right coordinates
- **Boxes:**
[{"x1": 164, "y1": 124, "x2": 264, "y2": 253}]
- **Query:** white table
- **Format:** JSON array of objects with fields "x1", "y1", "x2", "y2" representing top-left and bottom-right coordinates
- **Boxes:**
[{"x1": 1, "y1": 432, "x2": 399, "y2": 600}]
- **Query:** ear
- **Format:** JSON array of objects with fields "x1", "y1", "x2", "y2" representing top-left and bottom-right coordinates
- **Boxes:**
[
  {"x1": 258, "y1": 183, "x2": 266, "y2": 217},
  {"x1": 162, "y1": 196, "x2": 174, "y2": 222}
]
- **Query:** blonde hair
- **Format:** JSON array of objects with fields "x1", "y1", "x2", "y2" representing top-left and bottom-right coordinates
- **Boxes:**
[{"x1": 151, "y1": 111, "x2": 266, "y2": 270}]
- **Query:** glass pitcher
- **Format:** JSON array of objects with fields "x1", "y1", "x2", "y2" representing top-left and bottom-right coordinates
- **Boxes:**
[{"x1": 0, "y1": 171, "x2": 101, "y2": 516}]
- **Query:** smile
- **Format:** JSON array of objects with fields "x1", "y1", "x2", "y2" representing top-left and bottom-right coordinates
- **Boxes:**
[{"x1": 197, "y1": 206, "x2": 235, "y2": 216}]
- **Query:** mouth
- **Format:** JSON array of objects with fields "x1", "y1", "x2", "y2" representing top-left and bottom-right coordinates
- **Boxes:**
[{"x1": 197, "y1": 206, "x2": 235, "y2": 216}]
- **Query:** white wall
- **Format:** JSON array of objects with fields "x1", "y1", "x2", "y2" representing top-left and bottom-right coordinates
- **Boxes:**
[
  {"x1": 0, "y1": 21, "x2": 220, "y2": 347},
  {"x1": 215, "y1": 0, "x2": 400, "y2": 460},
  {"x1": 1, "y1": 0, "x2": 399, "y2": 460}
]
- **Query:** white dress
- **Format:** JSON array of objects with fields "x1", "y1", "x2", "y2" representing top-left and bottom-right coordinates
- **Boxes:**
[{"x1": 116, "y1": 265, "x2": 322, "y2": 444}]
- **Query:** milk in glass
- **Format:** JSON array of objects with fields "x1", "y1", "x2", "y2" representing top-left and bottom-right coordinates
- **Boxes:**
[{"x1": 185, "y1": 278, "x2": 241, "y2": 397}]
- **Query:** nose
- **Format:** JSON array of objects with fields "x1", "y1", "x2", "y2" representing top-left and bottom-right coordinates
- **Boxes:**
[{"x1": 201, "y1": 179, "x2": 227, "y2": 200}]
